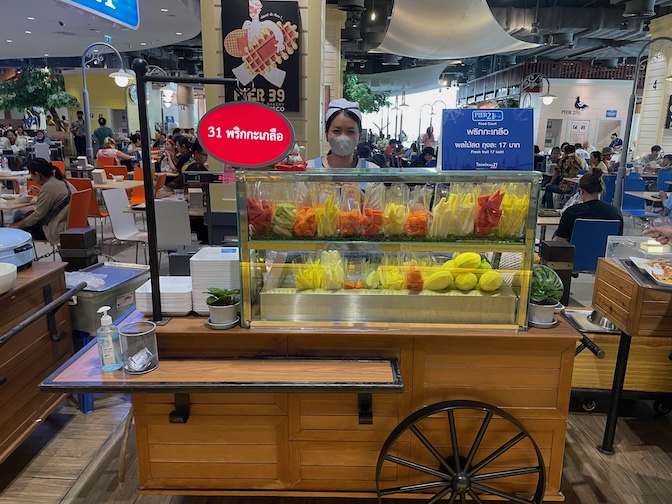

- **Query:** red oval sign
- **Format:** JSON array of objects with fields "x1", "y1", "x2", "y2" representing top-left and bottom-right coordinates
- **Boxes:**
[{"x1": 198, "y1": 102, "x2": 295, "y2": 168}]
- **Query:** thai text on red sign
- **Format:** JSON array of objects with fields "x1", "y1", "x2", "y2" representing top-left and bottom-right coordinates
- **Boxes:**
[{"x1": 198, "y1": 101, "x2": 295, "y2": 168}]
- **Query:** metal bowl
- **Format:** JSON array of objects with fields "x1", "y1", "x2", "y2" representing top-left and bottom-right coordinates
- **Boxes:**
[{"x1": 588, "y1": 310, "x2": 618, "y2": 331}]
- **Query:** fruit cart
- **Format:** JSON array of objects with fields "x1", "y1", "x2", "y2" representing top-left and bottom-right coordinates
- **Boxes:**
[{"x1": 43, "y1": 170, "x2": 581, "y2": 502}]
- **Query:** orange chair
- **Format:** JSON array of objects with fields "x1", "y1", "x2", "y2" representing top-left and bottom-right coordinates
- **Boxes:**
[
  {"x1": 16, "y1": 180, "x2": 42, "y2": 194},
  {"x1": 154, "y1": 173, "x2": 167, "y2": 198},
  {"x1": 103, "y1": 166, "x2": 128, "y2": 180},
  {"x1": 128, "y1": 167, "x2": 156, "y2": 206},
  {"x1": 67, "y1": 178, "x2": 108, "y2": 242},
  {"x1": 66, "y1": 189, "x2": 93, "y2": 229},
  {"x1": 51, "y1": 160, "x2": 66, "y2": 176},
  {"x1": 96, "y1": 157, "x2": 118, "y2": 168}
]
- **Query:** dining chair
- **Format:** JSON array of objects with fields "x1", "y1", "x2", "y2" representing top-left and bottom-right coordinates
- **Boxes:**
[
  {"x1": 622, "y1": 176, "x2": 659, "y2": 219},
  {"x1": 102, "y1": 188, "x2": 148, "y2": 264},
  {"x1": 66, "y1": 189, "x2": 93, "y2": 229},
  {"x1": 51, "y1": 160, "x2": 66, "y2": 177},
  {"x1": 657, "y1": 170, "x2": 672, "y2": 191},
  {"x1": 154, "y1": 173, "x2": 167, "y2": 198},
  {"x1": 67, "y1": 178, "x2": 108, "y2": 243},
  {"x1": 600, "y1": 174, "x2": 616, "y2": 204},
  {"x1": 103, "y1": 166, "x2": 128, "y2": 180},
  {"x1": 570, "y1": 219, "x2": 622, "y2": 274},
  {"x1": 155, "y1": 199, "x2": 193, "y2": 264},
  {"x1": 128, "y1": 167, "x2": 147, "y2": 207},
  {"x1": 96, "y1": 157, "x2": 119, "y2": 168}
]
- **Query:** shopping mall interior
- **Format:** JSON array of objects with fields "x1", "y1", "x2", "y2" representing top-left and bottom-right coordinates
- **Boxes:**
[{"x1": 2, "y1": 1, "x2": 672, "y2": 503}]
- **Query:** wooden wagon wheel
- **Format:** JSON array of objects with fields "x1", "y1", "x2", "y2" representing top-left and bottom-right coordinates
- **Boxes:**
[{"x1": 375, "y1": 400, "x2": 546, "y2": 504}]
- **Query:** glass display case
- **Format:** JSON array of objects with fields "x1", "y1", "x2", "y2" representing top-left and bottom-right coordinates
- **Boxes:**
[
  {"x1": 236, "y1": 170, "x2": 542, "y2": 330},
  {"x1": 606, "y1": 235, "x2": 672, "y2": 261}
]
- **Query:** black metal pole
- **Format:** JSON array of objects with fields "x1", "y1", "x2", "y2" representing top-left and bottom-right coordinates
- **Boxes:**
[
  {"x1": 600, "y1": 331, "x2": 632, "y2": 454},
  {"x1": 132, "y1": 58, "x2": 162, "y2": 322}
]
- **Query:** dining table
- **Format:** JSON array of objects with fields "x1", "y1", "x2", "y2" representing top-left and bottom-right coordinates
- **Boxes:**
[
  {"x1": 91, "y1": 179, "x2": 144, "y2": 190},
  {"x1": 624, "y1": 191, "x2": 666, "y2": 203},
  {"x1": 0, "y1": 196, "x2": 36, "y2": 226}
]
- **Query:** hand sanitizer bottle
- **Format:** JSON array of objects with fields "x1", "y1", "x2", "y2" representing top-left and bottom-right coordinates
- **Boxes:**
[{"x1": 96, "y1": 306, "x2": 122, "y2": 372}]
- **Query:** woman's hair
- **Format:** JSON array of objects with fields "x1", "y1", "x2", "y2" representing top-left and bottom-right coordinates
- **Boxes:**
[
  {"x1": 129, "y1": 133, "x2": 140, "y2": 144},
  {"x1": 98, "y1": 117, "x2": 107, "y2": 126},
  {"x1": 579, "y1": 168, "x2": 604, "y2": 194},
  {"x1": 178, "y1": 137, "x2": 193, "y2": 150},
  {"x1": 103, "y1": 137, "x2": 116, "y2": 149},
  {"x1": 35, "y1": 130, "x2": 45, "y2": 137},
  {"x1": 325, "y1": 109, "x2": 362, "y2": 134},
  {"x1": 426, "y1": 126, "x2": 433, "y2": 136},
  {"x1": 28, "y1": 158, "x2": 64, "y2": 181},
  {"x1": 187, "y1": 162, "x2": 206, "y2": 172},
  {"x1": 590, "y1": 151, "x2": 603, "y2": 163}
]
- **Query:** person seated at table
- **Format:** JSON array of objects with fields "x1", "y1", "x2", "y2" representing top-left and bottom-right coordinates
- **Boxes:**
[
  {"x1": 590, "y1": 151, "x2": 608, "y2": 174},
  {"x1": 555, "y1": 168, "x2": 623, "y2": 241},
  {"x1": 0, "y1": 130, "x2": 18, "y2": 152},
  {"x1": 640, "y1": 145, "x2": 663, "y2": 167},
  {"x1": 9, "y1": 158, "x2": 75, "y2": 244},
  {"x1": 14, "y1": 126, "x2": 30, "y2": 150},
  {"x1": 175, "y1": 137, "x2": 195, "y2": 172},
  {"x1": 96, "y1": 137, "x2": 132, "y2": 165},
  {"x1": 159, "y1": 139, "x2": 178, "y2": 173},
  {"x1": 600, "y1": 146, "x2": 617, "y2": 172},
  {"x1": 46, "y1": 115, "x2": 55, "y2": 127},
  {"x1": 124, "y1": 133, "x2": 142, "y2": 161},
  {"x1": 153, "y1": 133, "x2": 167, "y2": 149},
  {"x1": 34, "y1": 130, "x2": 53, "y2": 145},
  {"x1": 157, "y1": 141, "x2": 208, "y2": 198},
  {"x1": 410, "y1": 147, "x2": 435, "y2": 167},
  {"x1": 543, "y1": 144, "x2": 584, "y2": 208},
  {"x1": 533, "y1": 145, "x2": 545, "y2": 172}
]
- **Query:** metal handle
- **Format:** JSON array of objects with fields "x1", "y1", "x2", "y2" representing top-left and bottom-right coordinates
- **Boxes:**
[
  {"x1": 0, "y1": 282, "x2": 87, "y2": 348},
  {"x1": 0, "y1": 375, "x2": 6, "y2": 386},
  {"x1": 576, "y1": 335, "x2": 606, "y2": 359}
]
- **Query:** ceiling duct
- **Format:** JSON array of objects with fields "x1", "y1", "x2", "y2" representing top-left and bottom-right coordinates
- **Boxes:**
[
  {"x1": 382, "y1": 54, "x2": 401, "y2": 65},
  {"x1": 598, "y1": 57, "x2": 619, "y2": 68},
  {"x1": 337, "y1": 0, "x2": 366, "y2": 12},
  {"x1": 364, "y1": 31, "x2": 385, "y2": 47},
  {"x1": 550, "y1": 33, "x2": 574, "y2": 45},
  {"x1": 341, "y1": 19, "x2": 362, "y2": 41},
  {"x1": 622, "y1": 0, "x2": 656, "y2": 18}
]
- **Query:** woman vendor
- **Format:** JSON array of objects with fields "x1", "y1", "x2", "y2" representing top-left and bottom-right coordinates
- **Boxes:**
[
  {"x1": 10, "y1": 158, "x2": 75, "y2": 244},
  {"x1": 307, "y1": 99, "x2": 379, "y2": 169},
  {"x1": 554, "y1": 168, "x2": 623, "y2": 241}
]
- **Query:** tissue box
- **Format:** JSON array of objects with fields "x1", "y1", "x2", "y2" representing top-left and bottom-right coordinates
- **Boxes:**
[
  {"x1": 92, "y1": 169, "x2": 107, "y2": 184},
  {"x1": 188, "y1": 188, "x2": 203, "y2": 208}
]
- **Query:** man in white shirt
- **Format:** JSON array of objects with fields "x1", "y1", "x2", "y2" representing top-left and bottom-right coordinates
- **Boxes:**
[
  {"x1": 639, "y1": 145, "x2": 662, "y2": 166},
  {"x1": 582, "y1": 140, "x2": 596, "y2": 154},
  {"x1": 574, "y1": 142, "x2": 590, "y2": 162}
]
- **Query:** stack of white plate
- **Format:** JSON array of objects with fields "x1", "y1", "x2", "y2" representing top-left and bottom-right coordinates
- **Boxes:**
[
  {"x1": 135, "y1": 276, "x2": 192, "y2": 316},
  {"x1": 191, "y1": 247, "x2": 240, "y2": 316}
]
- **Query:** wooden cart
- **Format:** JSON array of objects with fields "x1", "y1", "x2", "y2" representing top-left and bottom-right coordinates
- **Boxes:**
[{"x1": 43, "y1": 316, "x2": 579, "y2": 503}]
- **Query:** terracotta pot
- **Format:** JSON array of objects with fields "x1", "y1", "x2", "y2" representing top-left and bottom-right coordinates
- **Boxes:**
[
  {"x1": 528, "y1": 299, "x2": 558, "y2": 324},
  {"x1": 208, "y1": 302, "x2": 239, "y2": 325}
]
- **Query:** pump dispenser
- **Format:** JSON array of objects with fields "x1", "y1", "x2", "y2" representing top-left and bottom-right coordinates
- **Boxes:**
[{"x1": 96, "y1": 306, "x2": 122, "y2": 371}]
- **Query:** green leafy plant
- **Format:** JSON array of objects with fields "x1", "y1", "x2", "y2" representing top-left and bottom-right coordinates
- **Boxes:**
[
  {"x1": 495, "y1": 98, "x2": 519, "y2": 108},
  {"x1": 204, "y1": 288, "x2": 240, "y2": 307},
  {"x1": 530, "y1": 265, "x2": 563, "y2": 305},
  {"x1": 343, "y1": 73, "x2": 390, "y2": 113},
  {"x1": 0, "y1": 65, "x2": 79, "y2": 131}
]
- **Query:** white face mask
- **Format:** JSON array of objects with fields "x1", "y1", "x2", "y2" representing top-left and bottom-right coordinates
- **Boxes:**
[{"x1": 328, "y1": 135, "x2": 358, "y2": 157}]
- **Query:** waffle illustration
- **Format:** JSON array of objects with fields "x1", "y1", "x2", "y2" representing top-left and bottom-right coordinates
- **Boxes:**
[
  {"x1": 224, "y1": 28, "x2": 249, "y2": 58},
  {"x1": 242, "y1": 21, "x2": 299, "y2": 76}
]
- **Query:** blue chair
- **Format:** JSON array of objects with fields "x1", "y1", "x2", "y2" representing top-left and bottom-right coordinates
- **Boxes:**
[
  {"x1": 570, "y1": 219, "x2": 622, "y2": 274},
  {"x1": 657, "y1": 170, "x2": 672, "y2": 191},
  {"x1": 601, "y1": 174, "x2": 616, "y2": 204},
  {"x1": 622, "y1": 176, "x2": 659, "y2": 218}
]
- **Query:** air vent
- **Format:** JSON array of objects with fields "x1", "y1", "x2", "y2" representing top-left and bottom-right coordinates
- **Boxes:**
[
  {"x1": 337, "y1": 0, "x2": 366, "y2": 11},
  {"x1": 623, "y1": 0, "x2": 656, "y2": 18},
  {"x1": 550, "y1": 33, "x2": 574, "y2": 46},
  {"x1": 53, "y1": 31, "x2": 78, "y2": 36}
]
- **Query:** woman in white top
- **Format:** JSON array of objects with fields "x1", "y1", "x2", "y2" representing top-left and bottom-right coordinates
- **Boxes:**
[
  {"x1": 307, "y1": 99, "x2": 378, "y2": 169},
  {"x1": 14, "y1": 126, "x2": 30, "y2": 150},
  {"x1": 589, "y1": 150, "x2": 608, "y2": 174},
  {"x1": 96, "y1": 137, "x2": 131, "y2": 163}
]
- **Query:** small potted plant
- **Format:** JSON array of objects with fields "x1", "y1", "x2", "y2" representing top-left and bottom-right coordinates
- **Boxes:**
[
  {"x1": 205, "y1": 288, "x2": 240, "y2": 326},
  {"x1": 529, "y1": 265, "x2": 564, "y2": 325}
]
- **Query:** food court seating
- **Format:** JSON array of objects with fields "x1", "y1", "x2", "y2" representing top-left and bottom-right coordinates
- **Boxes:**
[
  {"x1": 570, "y1": 219, "x2": 622, "y2": 274},
  {"x1": 96, "y1": 157, "x2": 118, "y2": 168},
  {"x1": 600, "y1": 174, "x2": 616, "y2": 204}
]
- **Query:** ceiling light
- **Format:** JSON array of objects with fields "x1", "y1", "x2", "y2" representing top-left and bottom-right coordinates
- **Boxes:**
[
  {"x1": 160, "y1": 86, "x2": 174, "y2": 97},
  {"x1": 24, "y1": 30, "x2": 31, "y2": 34},
  {"x1": 163, "y1": 95, "x2": 173, "y2": 103},
  {"x1": 27, "y1": 16, "x2": 35, "y2": 20},
  {"x1": 541, "y1": 92, "x2": 557, "y2": 105},
  {"x1": 109, "y1": 69, "x2": 133, "y2": 88},
  {"x1": 160, "y1": 8, "x2": 168, "y2": 12},
  {"x1": 44, "y1": 53, "x2": 49, "y2": 57},
  {"x1": 140, "y1": 42, "x2": 147, "y2": 46},
  {"x1": 176, "y1": 32, "x2": 182, "y2": 35},
  {"x1": 6, "y1": 40, "x2": 12, "y2": 43}
]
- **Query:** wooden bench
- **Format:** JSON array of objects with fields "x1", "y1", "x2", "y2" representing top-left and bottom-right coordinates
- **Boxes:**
[{"x1": 41, "y1": 340, "x2": 404, "y2": 425}]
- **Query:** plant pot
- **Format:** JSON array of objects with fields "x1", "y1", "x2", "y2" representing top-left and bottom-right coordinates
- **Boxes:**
[
  {"x1": 208, "y1": 302, "x2": 239, "y2": 325},
  {"x1": 528, "y1": 299, "x2": 559, "y2": 324}
]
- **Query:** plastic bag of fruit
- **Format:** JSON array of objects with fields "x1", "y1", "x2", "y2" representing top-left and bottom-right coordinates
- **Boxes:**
[
  {"x1": 475, "y1": 183, "x2": 505, "y2": 237},
  {"x1": 443, "y1": 183, "x2": 477, "y2": 237},
  {"x1": 271, "y1": 182, "x2": 298, "y2": 238},
  {"x1": 316, "y1": 183, "x2": 340, "y2": 238},
  {"x1": 383, "y1": 184, "x2": 409, "y2": 238},
  {"x1": 246, "y1": 180, "x2": 273, "y2": 237},
  {"x1": 338, "y1": 183, "x2": 362, "y2": 238},
  {"x1": 292, "y1": 182, "x2": 318, "y2": 238},
  {"x1": 362, "y1": 182, "x2": 385, "y2": 237},
  {"x1": 498, "y1": 182, "x2": 529, "y2": 238},
  {"x1": 404, "y1": 185, "x2": 432, "y2": 238}
]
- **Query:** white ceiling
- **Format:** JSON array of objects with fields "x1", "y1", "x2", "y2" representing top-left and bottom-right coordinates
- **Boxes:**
[
  {"x1": 0, "y1": 0, "x2": 201, "y2": 59},
  {"x1": 361, "y1": 62, "x2": 456, "y2": 94},
  {"x1": 376, "y1": 0, "x2": 539, "y2": 59}
]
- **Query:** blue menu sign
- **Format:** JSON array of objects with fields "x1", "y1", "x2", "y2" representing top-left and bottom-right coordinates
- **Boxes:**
[
  {"x1": 441, "y1": 108, "x2": 534, "y2": 170},
  {"x1": 606, "y1": 110, "x2": 617, "y2": 118},
  {"x1": 58, "y1": 0, "x2": 140, "y2": 30}
]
